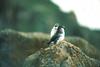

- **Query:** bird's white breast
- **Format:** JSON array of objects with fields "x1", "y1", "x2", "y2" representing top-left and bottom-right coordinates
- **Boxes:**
[
  {"x1": 57, "y1": 28, "x2": 65, "y2": 43},
  {"x1": 50, "y1": 26, "x2": 58, "y2": 37}
]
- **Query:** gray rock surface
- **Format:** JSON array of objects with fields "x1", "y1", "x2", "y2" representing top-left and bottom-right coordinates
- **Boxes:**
[
  {"x1": 23, "y1": 41, "x2": 100, "y2": 67},
  {"x1": 0, "y1": 29, "x2": 100, "y2": 67}
]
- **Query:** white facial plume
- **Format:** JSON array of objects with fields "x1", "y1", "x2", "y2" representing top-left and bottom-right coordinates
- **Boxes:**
[{"x1": 50, "y1": 23, "x2": 59, "y2": 37}]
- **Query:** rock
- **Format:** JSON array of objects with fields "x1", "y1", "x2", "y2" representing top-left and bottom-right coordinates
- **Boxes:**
[
  {"x1": 23, "y1": 41, "x2": 100, "y2": 67},
  {"x1": 23, "y1": 51, "x2": 41, "y2": 67},
  {"x1": 0, "y1": 29, "x2": 100, "y2": 67},
  {"x1": 67, "y1": 36, "x2": 100, "y2": 60},
  {"x1": 0, "y1": 29, "x2": 49, "y2": 67}
]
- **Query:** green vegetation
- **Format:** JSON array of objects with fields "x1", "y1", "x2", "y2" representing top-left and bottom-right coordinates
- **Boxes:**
[
  {"x1": 0, "y1": 30, "x2": 100, "y2": 67},
  {"x1": 0, "y1": 0, "x2": 100, "y2": 67},
  {"x1": 0, "y1": 0, "x2": 100, "y2": 49}
]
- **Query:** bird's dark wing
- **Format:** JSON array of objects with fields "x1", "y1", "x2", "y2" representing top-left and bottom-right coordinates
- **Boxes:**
[{"x1": 48, "y1": 34, "x2": 60, "y2": 44}]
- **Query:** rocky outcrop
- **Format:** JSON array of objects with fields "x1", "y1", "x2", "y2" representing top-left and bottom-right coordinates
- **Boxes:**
[
  {"x1": 23, "y1": 41, "x2": 100, "y2": 67},
  {"x1": 0, "y1": 29, "x2": 100, "y2": 67},
  {"x1": 67, "y1": 36, "x2": 100, "y2": 60},
  {"x1": 0, "y1": 29, "x2": 50, "y2": 67}
]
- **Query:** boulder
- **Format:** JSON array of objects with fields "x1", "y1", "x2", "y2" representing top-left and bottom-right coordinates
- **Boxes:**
[
  {"x1": 0, "y1": 29, "x2": 100, "y2": 67},
  {"x1": 23, "y1": 41, "x2": 100, "y2": 67}
]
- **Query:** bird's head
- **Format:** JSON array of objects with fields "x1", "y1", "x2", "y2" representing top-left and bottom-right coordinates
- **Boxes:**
[
  {"x1": 57, "y1": 25, "x2": 65, "y2": 33},
  {"x1": 53, "y1": 23, "x2": 59, "y2": 29}
]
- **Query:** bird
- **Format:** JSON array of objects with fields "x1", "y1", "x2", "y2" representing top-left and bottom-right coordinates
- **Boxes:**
[
  {"x1": 48, "y1": 25, "x2": 65, "y2": 45},
  {"x1": 50, "y1": 23, "x2": 59, "y2": 38}
]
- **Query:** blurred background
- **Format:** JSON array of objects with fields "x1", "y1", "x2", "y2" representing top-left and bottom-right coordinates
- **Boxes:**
[
  {"x1": 0, "y1": 0, "x2": 100, "y2": 49},
  {"x1": 0, "y1": 0, "x2": 100, "y2": 67}
]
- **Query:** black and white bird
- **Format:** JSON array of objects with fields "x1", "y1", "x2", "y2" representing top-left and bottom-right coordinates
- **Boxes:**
[
  {"x1": 50, "y1": 23, "x2": 59, "y2": 38},
  {"x1": 48, "y1": 25, "x2": 65, "y2": 44}
]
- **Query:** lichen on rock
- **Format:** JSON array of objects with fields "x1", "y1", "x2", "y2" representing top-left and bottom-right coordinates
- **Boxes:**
[
  {"x1": 23, "y1": 41, "x2": 100, "y2": 67},
  {"x1": 0, "y1": 29, "x2": 100, "y2": 67}
]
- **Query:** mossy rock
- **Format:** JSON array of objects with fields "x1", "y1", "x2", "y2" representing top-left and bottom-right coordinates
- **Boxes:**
[
  {"x1": 23, "y1": 41, "x2": 100, "y2": 67},
  {"x1": 0, "y1": 29, "x2": 100, "y2": 67}
]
